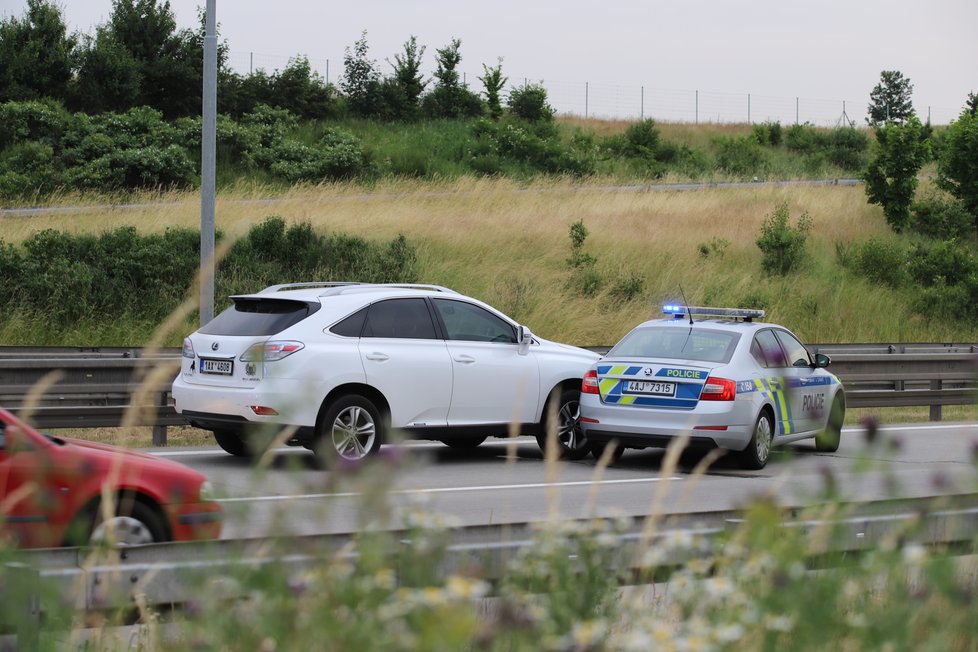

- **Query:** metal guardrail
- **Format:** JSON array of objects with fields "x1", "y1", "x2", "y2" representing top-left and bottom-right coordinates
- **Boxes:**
[
  {"x1": 0, "y1": 344, "x2": 975, "y2": 443},
  {"x1": 2, "y1": 494, "x2": 977, "y2": 646}
]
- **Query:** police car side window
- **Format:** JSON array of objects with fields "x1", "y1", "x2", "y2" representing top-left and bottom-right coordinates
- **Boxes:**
[
  {"x1": 774, "y1": 330, "x2": 812, "y2": 367},
  {"x1": 750, "y1": 338, "x2": 767, "y2": 367},
  {"x1": 754, "y1": 330, "x2": 788, "y2": 368}
]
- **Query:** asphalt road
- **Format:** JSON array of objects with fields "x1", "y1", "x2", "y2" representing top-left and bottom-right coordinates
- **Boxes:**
[{"x1": 151, "y1": 421, "x2": 978, "y2": 541}]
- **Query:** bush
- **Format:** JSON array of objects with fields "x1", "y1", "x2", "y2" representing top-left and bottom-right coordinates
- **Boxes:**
[
  {"x1": 850, "y1": 237, "x2": 908, "y2": 287},
  {"x1": 697, "y1": 236, "x2": 730, "y2": 259},
  {"x1": 713, "y1": 135, "x2": 765, "y2": 176},
  {"x1": 0, "y1": 99, "x2": 69, "y2": 147},
  {"x1": 827, "y1": 127, "x2": 869, "y2": 171},
  {"x1": 506, "y1": 83, "x2": 554, "y2": 122},
  {"x1": 756, "y1": 202, "x2": 812, "y2": 275},
  {"x1": 608, "y1": 274, "x2": 644, "y2": 302},
  {"x1": 752, "y1": 121, "x2": 782, "y2": 146},
  {"x1": 910, "y1": 194, "x2": 974, "y2": 239},
  {"x1": 469, "y1": 119, "x2": 594, "y2": 176},
  {"x1": 907, "y1": 239, "x2": 978, "y2": 287},
  {"x1": 784, "y1": 123, "x2": 826, "y2": 154}
]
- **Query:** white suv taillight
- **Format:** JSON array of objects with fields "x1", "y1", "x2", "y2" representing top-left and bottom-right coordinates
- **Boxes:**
[
  {"x1": 182, "y1": 337, "x2": 195, "y2": 358},
  {"x1": 240, "y1": 341, "x2": 305, "y2": 362}
]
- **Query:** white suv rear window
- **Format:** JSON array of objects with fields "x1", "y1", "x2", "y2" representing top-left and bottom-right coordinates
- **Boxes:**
[{"x1": 199, "y1": 298, "x2": 318, "y2": 336}]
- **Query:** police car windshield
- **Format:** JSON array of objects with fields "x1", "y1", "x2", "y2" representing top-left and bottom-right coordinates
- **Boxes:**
[{"x1": 609, "y1": 327, "x2": 740, "y2": 363}]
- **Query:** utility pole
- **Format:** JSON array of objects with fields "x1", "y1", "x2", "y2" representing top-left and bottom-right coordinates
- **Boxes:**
[{"x1": 200, "y1": 0, "x2": 217, "y2": 326}]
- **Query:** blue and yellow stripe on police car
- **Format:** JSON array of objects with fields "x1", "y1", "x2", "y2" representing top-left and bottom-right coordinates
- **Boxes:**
[
  {"x1": 596, "y1": 364, "x2": 705, "y2": 409},
  {"x1": 755, "y1": 377, "x2": 792, "y2": 436}
]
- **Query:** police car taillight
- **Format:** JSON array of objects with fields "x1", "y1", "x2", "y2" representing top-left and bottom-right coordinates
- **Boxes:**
[
  {"x1": 582, "y1": 370, "x2": 599, "y2": 394},
  {"x1": 700, "y1": 377, "x2": 736, "y2": 401}
]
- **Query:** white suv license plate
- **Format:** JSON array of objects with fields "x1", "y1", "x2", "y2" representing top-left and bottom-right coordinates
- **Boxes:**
[
  {"x1": 200, "y1": 358, "x2": 233, "y2": 375},
  {"x1": 624, "y1": 380, "x2": 676, "y2": 396}
]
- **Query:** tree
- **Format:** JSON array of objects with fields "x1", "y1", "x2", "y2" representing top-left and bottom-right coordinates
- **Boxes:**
[
  {"x1": 70, "y1": 28, "x2": 141, "y2": 113},
  {"x1": 341, "y1": 30, "x2": 382, "y2": 118},
  {"x1": 864, "y1": 116, "x2": 929, "y2": 232},
  {"x1": 0, "y1": 0, "x2": 76, "y2": 103},
  {"x1": 867, "y1": 70, "x2": 915, "y2": 126},
  {"x1": 756, "y1": 203, "x2": 813, "y2": 275},
  {"x1": 937, "y1": 107, "x2": 978, "y2": 236},
  {"x1": 72, "y1": 0, "x2": 205, "y2": 117},
  {"x1": 479, "y1": 59, "x2": 507, "y2": 120},
  {"x1": 965, "y1": 92, "x2": 978, "y2": 117},
  {"x1": 385, "y1": 35, "x2": 426, "y2": 120},
  {"x1": 507, "y1": 83, "x2": 554, "y2": 122},
  {"x1": 424, "y1": 38, "x2": 483, "y2": 118}
]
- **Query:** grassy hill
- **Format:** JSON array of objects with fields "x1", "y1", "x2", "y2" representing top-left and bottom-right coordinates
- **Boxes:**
[{"x1": 2, "y1": 174, "x2": 975, "y2": 348}]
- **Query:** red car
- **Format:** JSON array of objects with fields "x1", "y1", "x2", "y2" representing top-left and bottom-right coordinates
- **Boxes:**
[{"x1": 0, "y1": 407, "x2": 221, "y2": 548}]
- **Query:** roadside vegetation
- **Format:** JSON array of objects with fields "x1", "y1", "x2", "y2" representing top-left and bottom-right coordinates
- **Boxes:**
[
  {"x1": 1, "y1": 4, "x2": 977, "y2": 650},
  {"x1": 2, "y1": 433, "x2": 977, "y2": 650}
]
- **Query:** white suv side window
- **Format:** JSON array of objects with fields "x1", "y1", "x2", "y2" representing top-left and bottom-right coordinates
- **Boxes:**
[
  {"x1": 362, "y1": 298, "x2": 438, "y2": 339},
  {"x1": 432, "y1": 299, "x2": 516, "y2": 343}
]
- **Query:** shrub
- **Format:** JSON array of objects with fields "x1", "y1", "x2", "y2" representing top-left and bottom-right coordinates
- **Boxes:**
[
  {"x1": 713, "y1": 135, "x2": 765, "y2": 176},
  {"x1": 697, "y1": 236, "x2": 730, "y2": 259},
  {"x1": 507, "y1": 83, "x2": 554, "y2": 122},
  {"x1": 608, "y1": 274, "x2": 645, "y2": 302},
  {"x1": 784, "y1": 123, "x2": 826, "y2": 154},
  {"x1": 907, "y1": 239, "x2": 978, "y2": 287},
  {"x1": 469, "y1": 119, "x2": 594, "y2": 176},
  {"x1": 752, "y1": 121, "x2": 782, "y2": 146},
  {"x1": 910, "y1": 194, "x2": 973, "y2": 239},
  {"x1": 0, "y1": 99, "x2": 69, "y2": 147},
  {"x1": 850, "y1": 237, "x2": 908, "y2": 287},
  {"x1": 756, "y1": 202, "x2": 812, "y2": 275},
  {"x1": 827, "y1": 127, "x2": 869, "y2": 171}
]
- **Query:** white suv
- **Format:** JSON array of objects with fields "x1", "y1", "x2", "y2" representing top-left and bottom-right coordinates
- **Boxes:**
[{"x1": 172, "y1": 283, "x2": 599, "y2": 463}]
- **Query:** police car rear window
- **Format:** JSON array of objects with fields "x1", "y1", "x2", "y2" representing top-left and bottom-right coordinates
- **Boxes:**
[
  {"x1": 198, "y1": 298, "x2": 319, "y2": 336},
  {"x1": 609, "y1": 327, "x2": 740, "y2": 363}
]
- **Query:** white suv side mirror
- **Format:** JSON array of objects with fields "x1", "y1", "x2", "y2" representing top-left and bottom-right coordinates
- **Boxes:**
[{"x1": 517, "y1": 325, "x2": 532, "y2": 355}]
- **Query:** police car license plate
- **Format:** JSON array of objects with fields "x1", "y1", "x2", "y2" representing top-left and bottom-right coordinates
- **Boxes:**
[
  {"x1": 624, "y1": 380, "x2": 676, "y2": 396},
  {"x1": 200, "y1": 358, "x2": 233, "y2": 375}
]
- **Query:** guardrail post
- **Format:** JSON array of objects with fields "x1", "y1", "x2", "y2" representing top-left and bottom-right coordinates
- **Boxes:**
[
  {"x1": 152, "y1": 391, "x2": 168, "y2": 446},
  {"x1": 930, "y1": 379, "x2": 942, "y2": 422},
  {"x1": 3, "y1": 561, "x2": 41, "y2": 650}
]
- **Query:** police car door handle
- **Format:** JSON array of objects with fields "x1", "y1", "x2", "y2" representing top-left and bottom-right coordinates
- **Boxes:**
[
  {"x1": 365, "y1": 352, "x2": 389, "y2": 361},
  {"x1": 453, "y1": 355, "x2": 476, "y2": 364}
]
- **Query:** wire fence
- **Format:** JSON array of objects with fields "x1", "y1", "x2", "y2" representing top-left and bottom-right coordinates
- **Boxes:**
[{"x1": 227, "y1": 50, "x2": 963, "y2": 127}]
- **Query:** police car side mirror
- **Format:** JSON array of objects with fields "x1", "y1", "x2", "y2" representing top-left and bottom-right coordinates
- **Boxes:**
[{"x1": 814, "y1": 353, "x2": 831, "y2": 368}]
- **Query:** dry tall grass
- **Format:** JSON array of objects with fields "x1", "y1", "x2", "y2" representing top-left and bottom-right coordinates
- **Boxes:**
[{"x1": 2, "y1": 178, "x2": 975, "y2": 345}]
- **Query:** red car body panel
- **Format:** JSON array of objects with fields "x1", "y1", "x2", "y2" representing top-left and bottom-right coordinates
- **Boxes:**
[{"x1": 0, "y1": 408, "x2": 221, "y2": 548}]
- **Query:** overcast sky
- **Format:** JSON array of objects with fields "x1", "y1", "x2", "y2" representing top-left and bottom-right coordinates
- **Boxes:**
[{"x1": 5, "y1": 0, "x2": 976, "y2": 124}]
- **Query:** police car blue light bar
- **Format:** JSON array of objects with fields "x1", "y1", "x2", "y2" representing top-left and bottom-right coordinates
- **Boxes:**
[{"x1": 662, "y1": 305, "x2": 765, "y2": 320}]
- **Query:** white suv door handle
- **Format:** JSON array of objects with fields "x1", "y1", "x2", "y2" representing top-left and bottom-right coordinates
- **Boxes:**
[
  {"x1": 453, "y1": 355, "x2": 476, "y2": 364},
  {"x1": 365, "y1": 352, "x2": 389, "y2": 361}
]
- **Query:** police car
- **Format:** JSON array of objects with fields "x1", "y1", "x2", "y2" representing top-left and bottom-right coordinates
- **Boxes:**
[{"x1": 579, "y1": 305, "x2": 845, "y2": 469}]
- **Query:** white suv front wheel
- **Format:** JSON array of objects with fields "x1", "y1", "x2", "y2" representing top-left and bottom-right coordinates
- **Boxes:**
[
  {"x1": 537, "y1": 388, "x2": 590, "y2": 461},
  {"x1": 315, "y1": 395, "x2": 383, "y2": 466}
]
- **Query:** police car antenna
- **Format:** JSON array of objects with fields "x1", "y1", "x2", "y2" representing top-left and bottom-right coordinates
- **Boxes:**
[{"x1": 678, "y1": 285, "x2": 694, "y2": 325}]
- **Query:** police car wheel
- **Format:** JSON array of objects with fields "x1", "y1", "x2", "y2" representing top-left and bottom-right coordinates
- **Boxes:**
[
  {"x1": 537, "y1": 388, "x2": 590, "y2": 461},
  {"x1": 815, "y1": 393, "x2": 844, "y2": 453},
  {"x1": 740, "y1": 410, "x2": 774, "y2": 470}
]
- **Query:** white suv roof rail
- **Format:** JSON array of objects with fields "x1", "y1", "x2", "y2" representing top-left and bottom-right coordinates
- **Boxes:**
[
  {"x1": 258, "y1": 282, "x2": 361, "y2": 294},
  {"x1": 257, "y1": 282, "x2": 459, "y2": 296}
]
